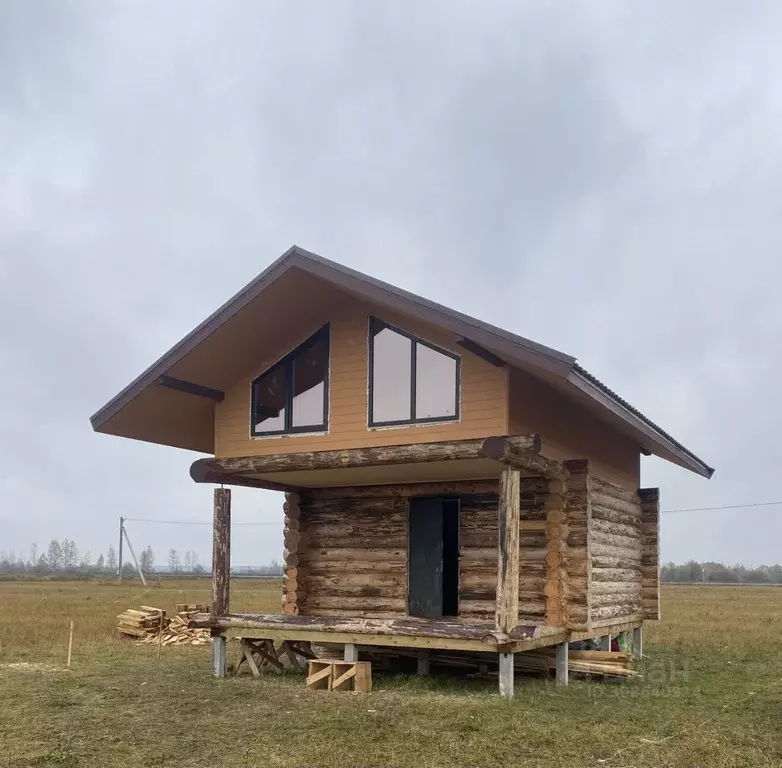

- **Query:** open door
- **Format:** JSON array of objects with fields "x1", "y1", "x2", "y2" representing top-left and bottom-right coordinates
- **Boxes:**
[{"x1": 408, "y1": 497, "x2": 459, "y2": 618}]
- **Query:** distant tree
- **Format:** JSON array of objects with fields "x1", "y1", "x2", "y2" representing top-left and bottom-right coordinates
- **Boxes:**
[
  {"x1": 168, "y1": 549, "x2": 180, "y2": 572},
  {"x1": 47, "y1": 540, "x2": 62, "y2": 570},
  {"x1": 30, "y1": 543, "x2": 38, "y2": 567},
  {"x1": 80, "y1": 551, "x2": 92, "y2": 569},
  {"x1": 192, "y1": 562, "x2": 205, "y2": 574},
  {"x1": 183, "y1": 550, "x2": 193, "y2": 571},
  {"x1": 61, "y1": 539, "x2": 78, "y2": 570},
  {"x1": 106, "y1": 547, "x2": 118, "y2": 573},
  {"x1": 139, "y1": 546, "x2": 154, "y2": 573},
  {"x1": 96, "y1": 554, "x2": 105, "y2": 571}
]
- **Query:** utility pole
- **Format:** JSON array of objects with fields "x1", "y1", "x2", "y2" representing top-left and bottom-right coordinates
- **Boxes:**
[
  {"x1": 118, "y1": 516, "x2": 124, "y2": 582},
  {"x1": 122, "y1": 524, "x2": 147, "y2": 586}
]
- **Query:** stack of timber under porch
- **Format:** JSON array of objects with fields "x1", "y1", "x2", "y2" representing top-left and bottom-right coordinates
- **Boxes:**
[
  {"x1": 520, "y1": 648, "x2": 637, "y2": 678},
  {"x1": 590, "y1": 477, "x2": 644, "y2": 628},
  {"x1": 116, "y1": 606, "x2": 168, "y2": 638}
]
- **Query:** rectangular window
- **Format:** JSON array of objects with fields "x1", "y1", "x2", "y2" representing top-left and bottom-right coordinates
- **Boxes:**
[
  {"x1": 251, "y1": 326, "x2": 329, "y2": 436},
  {"x1": 369, "y1": 317, "x2": 460, "y2": 427}
]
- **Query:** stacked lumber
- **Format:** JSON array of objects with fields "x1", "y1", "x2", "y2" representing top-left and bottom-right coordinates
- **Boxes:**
[
  {"x1": 140, "y1": 604, "x2": 210, "y2": 647},
  {"x1": 116, "y1": 606, "x2": 168, "y2": 638},
  {"x1": 520, "y1": 648, "x2": 638, "y2": 678}
]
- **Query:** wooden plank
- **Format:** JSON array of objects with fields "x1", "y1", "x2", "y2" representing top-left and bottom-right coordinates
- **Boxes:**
[
  {"x1": 242, "y1": 641, "x2": 262, "y2": 677},
  {"x1": 306, "y1": 661, "x2": 333, "y2": 690}
]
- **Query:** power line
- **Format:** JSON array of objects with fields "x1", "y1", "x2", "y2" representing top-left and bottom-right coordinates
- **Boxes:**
[{"x1": 662, "y1": 500, "x2": 782, "y2": 514}]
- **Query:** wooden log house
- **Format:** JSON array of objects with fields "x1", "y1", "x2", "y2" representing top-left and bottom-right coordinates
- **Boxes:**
[{"x1": 91, "y1": 246, "x2": 713, "y2": 696}]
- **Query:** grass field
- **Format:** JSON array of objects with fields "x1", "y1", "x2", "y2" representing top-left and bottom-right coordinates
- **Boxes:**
[{"x1": 1, "y1": 580, "x2": 780, "y2": 767}]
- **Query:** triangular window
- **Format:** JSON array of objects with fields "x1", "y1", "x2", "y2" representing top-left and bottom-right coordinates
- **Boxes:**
[
  {"x1": 251, "y1": 326, "x2": 329, "y2": 436},
  {"x1": 369, "y1": 318, "x2": 460, "y2": 427}
]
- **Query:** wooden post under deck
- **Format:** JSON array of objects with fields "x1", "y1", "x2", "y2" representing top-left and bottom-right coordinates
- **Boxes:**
[
  {"x1": 555, "y1": 642, "x2": 569, "y2": 686},
  {"x1": 632, "y1": 626, "x2": 643, "y2": 659},
  {"x1": 495, "y1": 467, "x2": 520, "y2": 635},
  {"x1": 211, "y1": 487, "x2": 231, "y2": 678}
]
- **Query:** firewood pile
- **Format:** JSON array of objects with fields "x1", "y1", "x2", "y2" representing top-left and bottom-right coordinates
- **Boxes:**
[
  {"x1": 118, "y1": 603, "x2": 211, "y2": 646},
  {"x1": 116, "y1": 606, "x2": 169, "y2": 638}
]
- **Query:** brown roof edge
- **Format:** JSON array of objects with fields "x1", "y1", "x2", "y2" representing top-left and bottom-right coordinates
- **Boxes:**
[
  {"x1": 569, "y1": 365, "x2": 715, "y2": 479},
  {"x1": 90, "y1": 245, "x2": 574, "y2": 432}
]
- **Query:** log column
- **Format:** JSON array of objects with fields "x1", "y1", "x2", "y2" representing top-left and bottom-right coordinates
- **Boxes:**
[
  {"x1": 639, "y1": 488, "x2": 661, "y2": 620},
  {"x1": 211, "y1": 487, "x2": 231, "y2": 679},
  {"x1": 282, "y1": 492, "x2": 304, "y2": 615},
  {"x1": 212, "y1": 488, "x2": 231, "y2": 616},
  {"x1": 563, "y1": 460, "x2": 592, "y2": 632},
  {"x1": 544, "y1": 477, "x2": 568, "y2": 627},
  {"x1": 496, "y1": 467, "x2": 519, "y2": 697},
  {"x1": 495, "y1": 467, "x2": 520, "y2": 633}
]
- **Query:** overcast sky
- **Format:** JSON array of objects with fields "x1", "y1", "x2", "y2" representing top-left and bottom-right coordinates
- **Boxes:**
[{"x1": 2, "y1": 1, "x2": 781, "y2": 570}]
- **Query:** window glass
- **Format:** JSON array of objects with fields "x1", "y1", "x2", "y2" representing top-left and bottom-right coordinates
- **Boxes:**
[
  {"x1": 292, "y1": 336, "x2": 328, "y2": 428},
  {"x1": 415, "y1": 342, "x2": 457, "y2": 419},
  {"x1": 372, "y1": 326, "x2": 412, "y2": 423},
  {"x1": 252, "y1": 365, "x2": 286, "y2": 432}
]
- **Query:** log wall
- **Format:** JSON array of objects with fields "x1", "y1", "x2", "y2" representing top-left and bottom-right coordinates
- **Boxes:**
[
  {"x1": 589, "y1": 476, "x2": 644, "y2": 628},
  {"x1": 639, "y1": 487, "x2": 661, "y2": 620}
]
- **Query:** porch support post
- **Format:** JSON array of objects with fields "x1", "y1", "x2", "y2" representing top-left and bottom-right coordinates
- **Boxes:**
[
  {"x1": 555, "y1": 642, "x2": 569, "y2": 686},
  {"x1": 344, "y1": 643, "x2": 358, "y2": 663},
  {"x1": 212, "y1": 487, "x2": 231, "y2": 618},
  {"x1": 632, "y1": 626, "x2": 643, "y2": 659},
  {"x1": 417, "y1": 649, "x2": 430, "y2": 676},
  {"x1": 600, "y1": 634, "x2": 611, "y2": 651},
  {"x1": 211, "y1": 487, "x2": 231, "y2": 679},
  {"x1": 211, "y1": 635, "x2": 227, "y2": 679},
  {"x1": 498, "y1": 652, "x2": 515, "y2": 698},
  {"x1": 495, "y1": 467, "x2": 520, "y2": 634}
]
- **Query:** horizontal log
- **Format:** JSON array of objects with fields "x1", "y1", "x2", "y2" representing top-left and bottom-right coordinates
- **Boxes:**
[
  {"x1": 192, "y1": 613, "x2": 513, "y2": 646},
  {"x1": 306, "y1": 536, "x2": 407, "y2": 549},
  {"x1": 591, "y1": 477, "x2": 640, "y2": 506},
  {"x1": 206, "y1": 435, "x2": 541, "y2": 476},
  {"x1": 591, "y1": 518, "x2": 641, "y2": 540},
  {"x1": 591, "y1": 530, "x2": 641, "y2": 551},
  {"x1": 591, "y1": 581, "x2": 641, "y2": 596},
  {"x1": 309, "y1": 481, "x2": 500, "y2": 500},
  {"x1": 591, "y1": 605, "x2": 642, "y2": 621},
  {"x1": 592, "y1": 567, "x2": 642, "y2": 582},
  {"x1": 482, "y1": 436, "x2": 563, "y2": 478},
  {"x1": 591, "y1": 504, "x2": 643, "y2": 528},
  {"x1": 306, "y1": 561, "x2": 407, "y2": 574},
  {"x1": 591, "y1": 613, "x2": 643, "y2": 628},
  {"x1": 305, "y1": 573, "x2": 405, "y2": 589},
  {"x1": 591, "y1": 593, "x2": 641, "y2": 609},
  {"x1": 592, "y1": 542, "x2": 642, "y2": 561},
  {"x1": 304, "y1": 548, "x2": 406, "y2": 563},
  {"x1": 303, "y1": 596, "x2": 407, "y2": 612},
  {"x1": 592, "y1": 555, "x2": 642, "y2": 571},
  {"x1": 304, "y1": 585, "x2": 407, "y2": 600}
]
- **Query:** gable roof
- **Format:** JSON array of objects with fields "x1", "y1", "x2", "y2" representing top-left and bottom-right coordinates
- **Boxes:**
[{"x1": 90, "y1": 245, "x2": 713, "y2": 478}]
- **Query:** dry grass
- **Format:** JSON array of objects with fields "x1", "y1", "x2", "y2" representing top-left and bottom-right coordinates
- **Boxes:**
[{"x1": 1, "y1": 581, "x2": 780, "y2": 768}]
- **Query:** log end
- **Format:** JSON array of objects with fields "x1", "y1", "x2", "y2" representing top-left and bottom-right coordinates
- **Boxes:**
[{"x1": 508, "y1": 624, "x2": 542, "y2": 641}]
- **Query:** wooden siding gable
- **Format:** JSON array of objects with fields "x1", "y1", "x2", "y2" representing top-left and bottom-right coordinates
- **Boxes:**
[{"x1": 215, "y1": 298, "x2": 509, "y2": 459}]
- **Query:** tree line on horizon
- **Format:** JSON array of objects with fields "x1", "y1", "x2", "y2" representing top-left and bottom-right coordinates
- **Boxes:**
[
  {"x1": 662, "y1": 560, "x2": 782, "y2": 584},
  {"x1": 0, "y1": 540, "x2": 282, "y2": 577}
]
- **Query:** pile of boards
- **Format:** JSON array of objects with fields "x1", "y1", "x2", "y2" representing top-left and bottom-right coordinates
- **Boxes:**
[
  {"x1": 117, "y1": 603, "x2": 211, "y2": 647},
  {"x1": 518, "y1": 648, "x2": 638, "y2": 678},
  {"x1": 116, "y1": 605, "x2": 169, "y2": 638}
]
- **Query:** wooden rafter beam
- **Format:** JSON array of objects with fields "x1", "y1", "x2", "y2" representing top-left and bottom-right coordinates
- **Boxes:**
[
  {"x1": 158, "y1": 375, "x2": 225, "y2": 402},
  {"x1": 456, "y1": 338, "x2": 506, "y2": 367},
  {"x1": 190, "y1": 461, "x2": 297, "y2": 492}
]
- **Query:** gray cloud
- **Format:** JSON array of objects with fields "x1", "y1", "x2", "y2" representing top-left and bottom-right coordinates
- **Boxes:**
[{"x1": 2, "y1": 1, "x2": 781, "y2": 567}]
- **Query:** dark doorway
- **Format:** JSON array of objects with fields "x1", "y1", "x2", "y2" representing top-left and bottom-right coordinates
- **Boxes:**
[{"x1": 408, "y1": 497, "x2": 460, "y2": 618}]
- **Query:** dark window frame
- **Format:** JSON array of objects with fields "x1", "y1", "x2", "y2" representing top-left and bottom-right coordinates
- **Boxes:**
[
  {"x1": 250, "y1": 325, "x2": 330, "y2": 437},
  {"x1": 368, "y1": 316, "x2": 461, "y2": 428}
]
